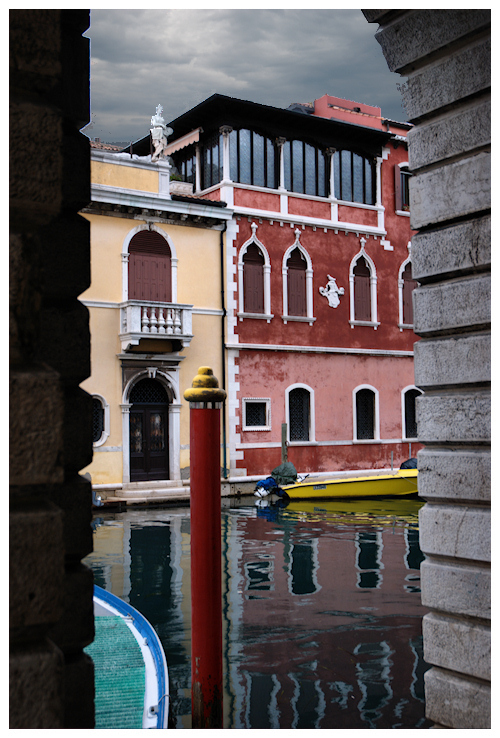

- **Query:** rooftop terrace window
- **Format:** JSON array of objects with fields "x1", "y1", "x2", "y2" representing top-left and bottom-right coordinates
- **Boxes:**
[
  {"x1": 283, "y1": 140, "x2": 328, "y2": 197},
  {"x1": 334, "y1": 150, "x2": 375, "y2": 205},
  {"x1": 229, "y1": 129, "x2": 276, "y2": 188}
]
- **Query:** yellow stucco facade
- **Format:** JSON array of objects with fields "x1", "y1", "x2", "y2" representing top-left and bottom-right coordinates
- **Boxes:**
[{"x1": 80, "y1": 150, "x2": 231, "y2": 490}]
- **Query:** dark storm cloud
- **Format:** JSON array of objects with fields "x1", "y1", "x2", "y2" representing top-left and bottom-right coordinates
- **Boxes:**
[{"x1": 84, "y1": 8, "x2": 406, "y2": 143}]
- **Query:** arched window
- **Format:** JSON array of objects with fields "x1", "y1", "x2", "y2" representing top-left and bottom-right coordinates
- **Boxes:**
[
  {"x1": 354, "y1": 386, "x2": 379, "y2": 441},
  {"x1": 237, "y1": 224, "x2": 272, "y2": 321},
  {"x1": 282, "y1": 233, "x2": 315, "y2": 325},
  {"x1": 287, "y1": 247, "x2": 307, "y2": 317},
  {"x1": 92, "y1": 394, "x2": 109, "y2": 447},
  {"x1": 243, "y1": 243, "x2": 265, "y2": 314},
  {"x1": 128, "y1": 230, "x2": 172, "y2": 302},
  {"x1": 286, "y1": 384, "x2": 315, "y2": 443},
  {"x1": 353, "y1": 256, "x2": 371, "y2": 322},
  {"x1": 403, "y1": 387, "x2": 422, "y2": 440},
  {"x1": 349, "y1": 242, "x2": 379, "y2": 329},
  {"x1": 399, "y1": 258, "x2": 417, "y2": 328},
  {"x1": 289, "y1": 387, "x2": 310, "y2": 441}
]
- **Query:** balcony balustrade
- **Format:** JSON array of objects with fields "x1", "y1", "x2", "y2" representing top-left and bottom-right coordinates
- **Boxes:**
[{"x1": 120, "y1": 300, "x2": 193, "y2": 352}]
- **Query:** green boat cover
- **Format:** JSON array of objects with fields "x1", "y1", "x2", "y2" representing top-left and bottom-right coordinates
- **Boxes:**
[{"x1": 85, "y1": 615, "x2": 145, "y2": 729}]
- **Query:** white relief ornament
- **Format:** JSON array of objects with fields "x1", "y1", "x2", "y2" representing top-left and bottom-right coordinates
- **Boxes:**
[{"x1": 319, "y1": 275, "x2": 345, "y2": 308}]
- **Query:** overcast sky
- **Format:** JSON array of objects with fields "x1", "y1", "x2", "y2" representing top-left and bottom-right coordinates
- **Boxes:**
[{"x1": 83, "y1": 7, "x2": 407, "y2": 144}]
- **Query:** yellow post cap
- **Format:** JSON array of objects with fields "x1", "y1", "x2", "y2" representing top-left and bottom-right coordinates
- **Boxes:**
[{"x1": 184, "y1": 366, "x2": 227, "y2": 403}]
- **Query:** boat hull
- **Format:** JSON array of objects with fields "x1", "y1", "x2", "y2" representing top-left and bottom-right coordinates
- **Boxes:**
[
  {"x1": 281, "y1": 469, "x2": 418, "y2": 500},
  {"x1": 91, "y1": 585, "x2": 169, "y2": 729}
]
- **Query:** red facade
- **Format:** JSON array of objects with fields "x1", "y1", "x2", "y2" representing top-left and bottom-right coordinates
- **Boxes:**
[{"x1": 164, "y1": 93, "x2": 421, "y2": 477}]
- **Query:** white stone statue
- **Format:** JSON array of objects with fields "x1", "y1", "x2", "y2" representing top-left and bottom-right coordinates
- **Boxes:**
[
  {"x1": 150, "y1": 104, "x2": 173, "y2": 162},
  {"x1": 319, "y1": 275, "x2": 345, "y2": 308}
]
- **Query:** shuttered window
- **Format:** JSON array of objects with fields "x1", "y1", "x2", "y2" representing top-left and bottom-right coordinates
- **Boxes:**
[
  {"x1": 402, "y1": 262, "x2": 416, "y2": 325},
  {"x1": 354, "y1": 256, "x2": 371, "y2": 322},
  {"x1": 243, "y1": 243, "x2": 265, "y2": 313},
  {"x1": 128, "y1": 231, "x2": 172, "y2": 302},
  {"x1": 287, "y1": 248, "x2": 307, "y2": 317}
]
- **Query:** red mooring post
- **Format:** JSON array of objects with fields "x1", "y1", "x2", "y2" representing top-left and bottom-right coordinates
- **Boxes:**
[{"x1": 184, "y1": 367, "x2": 226, "y2": 729}]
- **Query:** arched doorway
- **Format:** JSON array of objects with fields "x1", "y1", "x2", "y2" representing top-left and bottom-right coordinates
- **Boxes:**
[{"x1": 129, "y1": 377, "x2": 170, "y2": 482}]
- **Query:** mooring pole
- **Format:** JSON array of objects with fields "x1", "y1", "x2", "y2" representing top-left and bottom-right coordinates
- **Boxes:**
[{"x1": 184, "y1": 367, "x2": 226, "y2": 729}]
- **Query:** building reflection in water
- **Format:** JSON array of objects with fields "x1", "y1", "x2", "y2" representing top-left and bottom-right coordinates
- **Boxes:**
[{"x1": 86, "y1": 496, "x2": 431, "y2": 729}]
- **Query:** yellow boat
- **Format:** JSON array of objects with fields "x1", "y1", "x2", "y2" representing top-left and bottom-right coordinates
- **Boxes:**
[{"x1": 280, "y1": 468, "x2": 418, "y2": 500}]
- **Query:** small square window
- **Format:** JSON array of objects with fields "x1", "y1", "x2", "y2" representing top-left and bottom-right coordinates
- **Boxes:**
[{"x1": 242, "y1": 398, "x2": 271, "y2": 431}]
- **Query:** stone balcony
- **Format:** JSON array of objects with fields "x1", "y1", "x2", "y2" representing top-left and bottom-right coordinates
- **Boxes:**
[{"x1": 119, "y1": 300, "x2": 193, "y2": 352}]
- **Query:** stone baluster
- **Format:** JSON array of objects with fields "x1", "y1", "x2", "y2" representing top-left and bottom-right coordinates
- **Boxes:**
[
  {"x1": 158, "y1": 307, "x2": 166, "y2": 333},
  {"x1": 150, "y1": 306, "x2": 158, "y2": 333},
  {"x1": 141, "y1": 306, "x2": 150, "y2": 333},
  {"x1": 174, "y1": 308, "x2": 182, "y2": 334},
  {"x1": 166, "y1": 308, "x2": 174, "y2": 334}
]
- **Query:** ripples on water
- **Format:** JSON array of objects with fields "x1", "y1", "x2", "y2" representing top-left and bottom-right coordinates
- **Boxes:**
[{"x1": 85, "y1": 495, "x2": 432, "y2": 729}]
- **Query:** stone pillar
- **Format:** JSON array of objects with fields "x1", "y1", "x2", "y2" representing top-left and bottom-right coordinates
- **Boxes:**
[
  {"x1": 10, "y1": 10, "x2": 94, "y2": 728},
  {"x1": 363, "y1": 9, "x2": 491, "y2": 729}
]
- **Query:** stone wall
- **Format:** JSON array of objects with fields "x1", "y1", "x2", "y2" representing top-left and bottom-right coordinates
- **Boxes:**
[
  {"x1": 9, "y1": 10, "x2": 94, "y2": 728},
  {"x1": 363, "y1": 9, "x2": 491, "y2": 729}
]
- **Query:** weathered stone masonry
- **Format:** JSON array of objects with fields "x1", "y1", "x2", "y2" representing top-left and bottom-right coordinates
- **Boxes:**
[
  {"x1": 363, "y1": 9, "x2": 491, "y2": 729},
  {"x1": 10, "y1": 10, "x2": 94, "y2": 728}
]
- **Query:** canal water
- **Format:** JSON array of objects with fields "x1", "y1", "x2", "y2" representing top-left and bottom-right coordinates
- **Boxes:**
[{"x1": 85, "y1": 495, "x2": 432, "y2": 729}]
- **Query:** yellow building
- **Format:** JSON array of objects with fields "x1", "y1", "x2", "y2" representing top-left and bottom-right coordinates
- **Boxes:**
[{"x1": 80, "y1": 144, "x2": 233, "y2": 499}]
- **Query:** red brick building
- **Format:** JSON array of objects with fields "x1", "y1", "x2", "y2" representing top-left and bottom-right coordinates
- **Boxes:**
[{"x1": 133, "y1": 93, "x2": 420, "y2": 478}]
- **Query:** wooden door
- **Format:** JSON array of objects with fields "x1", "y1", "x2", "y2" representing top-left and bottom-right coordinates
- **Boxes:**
[
  {"x1": 130, "y1": 406, "x2": 169, "y2": 481},
  {"x1": 129, "y1": 378, "x2": 170, "y2": 482}
]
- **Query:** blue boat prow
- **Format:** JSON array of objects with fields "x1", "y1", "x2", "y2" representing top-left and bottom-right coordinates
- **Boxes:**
[{"x1": 87, "y1": 585, "x2": 169, "y2": 729}]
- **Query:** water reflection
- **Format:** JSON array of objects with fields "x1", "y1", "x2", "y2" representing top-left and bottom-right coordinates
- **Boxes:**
[{"x1": 85, "y1": 496, "x2": 431, "y2": 729}]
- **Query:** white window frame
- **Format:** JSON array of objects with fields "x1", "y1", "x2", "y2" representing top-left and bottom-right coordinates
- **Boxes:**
[
  {"x1": 349, "y1": 237, "x2": 380, "y2": 329},
  {"x1": 401, "y1": 385, "x2": 422, "y2": 440},
  {"x1": 237, "y1": 223, "x2": 273, "y2": 322},
  {"x1": 92, "y1": 394, "x2": 110, "y2": 447},
  {"x1": 396, "y1": 161, "x2": 411, "y2": 217},
  {"x1": 242, "y1": 398, "x2": 271, "y2": 431},
  {"x1": 398, "y1": 246, "x2": 415, "y2": 330},
  {"x1": 285, "y1": 383, "x2": 316, "y2": 444},
  {"x1": 352, "y1": 384, "x2": 380, "y2": 443},
  {"x1": 282, "y1": 230, "x2": 315, "y2": 326}
]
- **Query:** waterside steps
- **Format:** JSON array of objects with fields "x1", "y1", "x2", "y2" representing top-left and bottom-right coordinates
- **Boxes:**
[
  {"x1": 85, "y1": 585, "x2": 169, "y2": 729},
  {"x1": 95, "y1": 479, "x2": 191, "y2": 506}
]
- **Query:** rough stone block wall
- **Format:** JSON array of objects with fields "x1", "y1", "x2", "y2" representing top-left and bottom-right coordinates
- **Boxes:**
[
  {"x1": 363, "y1": 9, "x2": 491, "y2": 729},
  {"x1": 9, "y1": 10, "x2": 94, "y2": 728}
]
